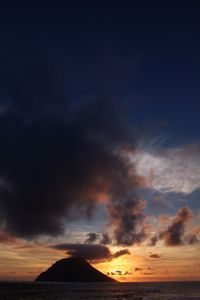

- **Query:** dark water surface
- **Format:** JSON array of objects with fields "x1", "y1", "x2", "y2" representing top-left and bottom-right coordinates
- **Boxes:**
[{"x1": 0, "y1": 281, "x2": 199, "y2": 300}]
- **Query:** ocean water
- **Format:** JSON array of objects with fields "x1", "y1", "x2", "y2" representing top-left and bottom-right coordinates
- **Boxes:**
[{"x1": 0, "y1": 281, "x2": 199, "y2": 300}]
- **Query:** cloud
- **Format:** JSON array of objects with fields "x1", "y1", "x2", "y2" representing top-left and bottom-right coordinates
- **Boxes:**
[
  {"x1": 149, "y1": 253, "x2": 161, "y2": 258},
  {"x1": 85, "y1": 232, "x2": 113, "y2": 246},
  {"x1": 100, "y1": 233, "x2": 112, "y2": 245},
  {"x1": 150, "y1": 207, "x2": 198, "y2": 246},
  {"x1": 110, "y1": 270, "x2": 131, "y2": 276},
  {"x1": 0, "y1": 230, "x2": 16, "y2": 244},
  {"x1": 52, "y1": 243, "x2": 111, "y2": 261},
  {"x1": 0, "y1": 55, "x2": 148, "y2": 239},
  {"x1": 148, "y1": 236, "x2": 158, "y2": 246},
  {"x1": 85, "y1": 233, "x2": 99, "y2": 244},
  {"x1": 112, "y1": 249, "x2": 130, "y2": 258},
  {"x1": 129, "y1": 145, "x2": 200, "y2": 195},
  {"x1": 108, "y1": 197, "x2": 147, "y2": 246},
  {"x1": 135, "y1": 267, "x2": 142, "y2": 272},
  {"x1": 161, "y1": 206, "x2": 193, "y2": 246},
  {"x1": 159, "y1": 214, "x2": 170, "y2": 224},
  {"x1": 135, "y1": 266, "x2": 154, "y2": 275},
  {"x1": 185, "y1": 234, "x2": 198, "y2": 245},
  {"x1": 0, "y1": 62, "x2": 141, "y2": 238},
  {"x1": 51, "y1": 243, "x2": 130, "y2": 262}
]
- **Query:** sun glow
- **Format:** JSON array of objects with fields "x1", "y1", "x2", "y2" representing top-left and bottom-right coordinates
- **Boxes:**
[{"x1": 93, "y1": 253, "x2": 134, "y2": 282}]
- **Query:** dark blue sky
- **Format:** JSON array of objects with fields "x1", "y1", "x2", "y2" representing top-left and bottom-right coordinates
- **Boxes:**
[{"x1": 0, "y1": 1, "x2": 199, "y2": 145}]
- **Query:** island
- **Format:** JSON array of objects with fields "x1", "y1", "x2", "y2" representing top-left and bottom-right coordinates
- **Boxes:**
[{"x1": 35, "y1": 257, "x2": 116, "y2": 283}]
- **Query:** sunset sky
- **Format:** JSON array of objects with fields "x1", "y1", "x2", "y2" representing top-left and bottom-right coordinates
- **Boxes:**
[{"x1": 0, "y1": 1, "x2": 199, "y2": 282}]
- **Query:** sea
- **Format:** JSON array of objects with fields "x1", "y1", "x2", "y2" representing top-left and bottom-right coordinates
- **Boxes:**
[{"x1": 0, "y1": 281, "x2": 199, "y2": 300}]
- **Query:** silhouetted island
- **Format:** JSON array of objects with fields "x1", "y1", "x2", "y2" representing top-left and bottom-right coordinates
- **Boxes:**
[{"x1": 35, "y1": 257, "x2": 116, "y2": 283}]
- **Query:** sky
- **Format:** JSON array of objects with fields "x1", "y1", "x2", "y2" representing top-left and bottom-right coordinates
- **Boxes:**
[{"x1": 0, "y1": 1, "x2": 199, "y2": 282}]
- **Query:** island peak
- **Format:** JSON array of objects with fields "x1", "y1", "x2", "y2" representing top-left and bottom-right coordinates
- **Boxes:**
[{"x1": 35, "y1": 256, "x2": 116, "y2": 283}]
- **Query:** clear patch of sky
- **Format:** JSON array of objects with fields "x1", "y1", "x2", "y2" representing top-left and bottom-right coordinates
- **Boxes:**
[{"x1": 138, "y1": 187, "x2": 200, "y2": 218}]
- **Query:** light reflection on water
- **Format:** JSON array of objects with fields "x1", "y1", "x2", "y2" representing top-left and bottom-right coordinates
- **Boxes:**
[{"x1": 0, "y1": 281, "x2": 199, "y2": 300}]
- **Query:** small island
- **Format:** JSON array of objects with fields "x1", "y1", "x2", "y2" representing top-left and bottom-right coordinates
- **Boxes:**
[{"x1": 35, "y1": 257, "x2": 116, "y2": 283}]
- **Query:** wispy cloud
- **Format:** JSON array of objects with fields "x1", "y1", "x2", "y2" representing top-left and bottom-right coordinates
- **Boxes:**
[{"x1": 128, "y1": 145, "x2": 200, "y2": 195}]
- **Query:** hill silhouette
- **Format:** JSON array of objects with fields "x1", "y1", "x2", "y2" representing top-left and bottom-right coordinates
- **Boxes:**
[{"x1": 35, "y1": 257, "x2": 116, "y2": 283}]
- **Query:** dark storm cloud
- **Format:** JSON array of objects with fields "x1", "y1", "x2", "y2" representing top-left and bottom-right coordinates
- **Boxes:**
[
  {"x1": 51, "y1": 243, "x2": 130, "y2": 261},
  {"x1": 150, "y1": 207, "x2": 197, "y2": 246},
  {"x1": 0, "y1": 98, "x2": 128, "y2": 237},
  {"x1": 0, "y1": 53, "x2": 147, "y2": 242}
]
